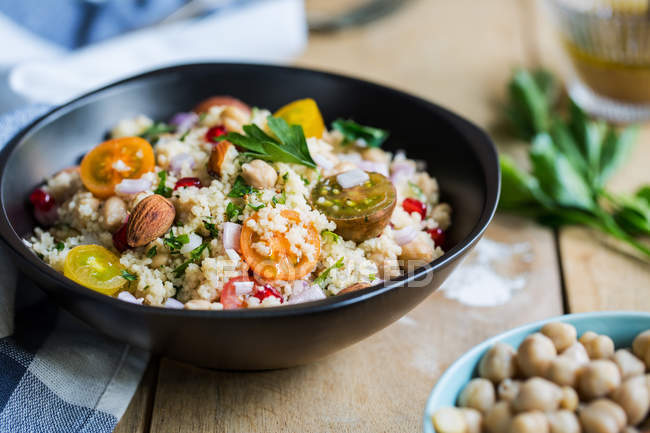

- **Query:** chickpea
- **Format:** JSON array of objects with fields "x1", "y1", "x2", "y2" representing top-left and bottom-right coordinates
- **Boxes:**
[
  {"x1": 459, "y1": 408, "x2": 482, "y2": 433},
  {"x1": 547, "y1": 357, "x2": 582, "y2": 387},
  {"x1": 431, "y1": 407, "x2": 468, "y2": 433},
  {"x1": 513, "y1": 378, "x2": 562, "y2": 413},
  {"x1": 184, "y1": 299, "x2": 212, "y2": 310},
  {"x1": 101, "y1": 196, "x2": 127, "y2": 231},
  {"x1": 612, "y1": 375, "x2": 650, "y2": 426},
  {"x1": 241, "y1": 159, "x2": 278, "y2": 190},
  {"x1": 546, "y1": 410, "x2": 581, "y2": 433},
  {"x1": 632, "y1": 330, "x2": 650, "y2": 364},
  {"x1": 399, "y1": 232, "x2": 435, "y2": 264},
  {"x1": 457, "y1": 378, "x2": 495, "y2": 413},
  {"x1": 509, "y1": 411, "x2": 549, "y2": 433},
  {"x1": 623, "y1": 427, "x2": 639, "y2": 433},
  {"x1": 517, "y1": 333, "x2": 557, "y2": 378},
  {"x1": 559, "y1": 386, "x2": 579, "y2": 412},
  {"x1": 580, "y1": 331, "x2": 599, "y2": 346},
  {"x1": 479, "y1": 342, "x2": 518, "y2": 383},
  {"x1": 542, "y1": 323, "x2": 578, "y2": 353},
  {"x1": 579, "y1": 399, "x2": 626, "y2": 433},
  {"x1": 560, "y1": 342, "x2": 590, "y2": 366},
  {"x1": 578, "y1": 360, "x2": 622, "y2": 400},
  {"x1": 485, "y1": 401, "x2": 513, "y2": 433},
  {"x1": 613, "y1": 349, "x2": 645, "y2": 380},
  {"x1": 584, "y1": 335, "x2": 615, "y2": 360},
  {"x1": 150, "y1": 252, "x2": 169, "y2": 268},
  {"x1": 498, "y1": 379, "x2": 521, "y2": 403},
  {"x1": 221, "y1": 106, "x2": 249, "y2": 133}
]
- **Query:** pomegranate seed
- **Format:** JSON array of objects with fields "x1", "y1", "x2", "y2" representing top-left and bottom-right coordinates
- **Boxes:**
[
  {"x1": 113, "y1": 220, "x2": 129, "y2": 252},
  {"x1": 174, "y1": 177, "x2": 202, "y2": 190},
  {"x1": 402, "y1": 198, "x2": 426, "y2": 219},
  {"x1": 252, "y1": 284, "x2": 283, "y2": 303},
  {"x1": 205, "y1": 125, "x2": 227, "y2": 142},
  {"x1": 29, "y1": 188, "x2": 55, "y2": 212},
  {"x1": 427, "y1": 228, "x2": 446, "y2": 247}
]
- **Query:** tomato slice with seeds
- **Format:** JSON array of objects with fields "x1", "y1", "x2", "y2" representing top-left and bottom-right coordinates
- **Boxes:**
[
  {"x1": 240, "y1": 210, "x2": 320, "y2": 281},
  {"x1": 221, "y1": 275, "x2": 250, "y2": 310},
  {"x1": 63, "y1": 245, "x2": 127, "y2": 295},
  {"x1": 274, "y1": 98, "x2": 325, "y2": 138},
  {"x1": 80, "y1": 137, "x2": 155, "y2": 198}
]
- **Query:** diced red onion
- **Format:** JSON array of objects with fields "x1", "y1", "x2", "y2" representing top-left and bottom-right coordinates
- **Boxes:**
[
  {"x1": 225, "y1": 248, "x2": 240, "y2": 262},
  {"x1": 312, "y1": 153, "x2": 334, "y2": 170},
  {"x1": 390, "y1": 161, "x2": 416, "y2": 184},
  {"x1": 287, "y1": 282, "x2": 326, "y2": 304},
  {"x1": 169, "y1": 112, "x2": 198, "y2": 133},
  {"x1": 223, "y1": 222, "x2": 241, "y2": 253},
  {"x1": 164, "y1": 298, "x2": 184, "y2": 309},
  {"x1": 34, "y1": 206, "x2": 59, "y2": 226},
  {"x1": 357, "y1": 160, "x2": 389, "y2": 177},
  {"x1": 117, "y1": 291, "x2": 144, "y2": 304},
  {"x1": 234, "y1": 281, "x2": 254, "y2": 295},
  {"x1": 180, "y1": 233, "x2": 202, "y2": 255},
  {"x1": 337, "y1": 169, "x2": 369, "y2": 189},
  {"x1": 394, "y1": 226, "x2": 419, "y2": 246},
  {"x1": 115, "y1": 178, "x2": 151, "y2": 195},
  {"x1": 169, "y1": 152, "x2": 196, "y2": 174}
]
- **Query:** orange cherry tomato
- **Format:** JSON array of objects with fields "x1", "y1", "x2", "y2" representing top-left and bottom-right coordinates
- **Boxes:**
[
  {"x1": 193, "y1": 96, "x2": 251, "y2": 115},
  {"x1": 221, "y1": 275, "x2": 249, "y2": 310},
  {"x1": 240, "y1": 210, "x2": 320, "y2": 281},
  {"x1": 80, "y1": 137, "x2": 155, "y2": 198},
  {"x1": 274, "y1": 98, "x2": 325, "y2": 138}
]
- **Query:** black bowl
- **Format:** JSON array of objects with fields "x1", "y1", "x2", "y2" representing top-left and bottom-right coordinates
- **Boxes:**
[{"x1": 0, "y1": 63, "x2": 499, "y2": 369}]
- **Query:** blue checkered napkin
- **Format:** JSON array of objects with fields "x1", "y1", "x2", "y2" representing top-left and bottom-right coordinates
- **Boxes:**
[{"x1": 0, "y1": 107, "x2": 149, "y2": 433}]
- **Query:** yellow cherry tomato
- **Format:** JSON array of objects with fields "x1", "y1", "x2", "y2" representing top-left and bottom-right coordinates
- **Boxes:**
[
  {"x1": 274, "y1": 98, "x2": 325, "y2": 138},
  {"x1": 64, "y1": 245, "x2": 127, "y2": 295}
]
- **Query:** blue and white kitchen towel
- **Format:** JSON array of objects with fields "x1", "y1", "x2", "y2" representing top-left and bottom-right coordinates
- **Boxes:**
[{"x1": 0, "y1": 106, "x2": 149, "y2": 433}]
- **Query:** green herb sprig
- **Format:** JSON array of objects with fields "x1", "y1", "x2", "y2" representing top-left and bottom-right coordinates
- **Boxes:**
[
  {"x1": 154, "y1": 171, "x2": 173, "y2": 198},
  {"x1": 500, "y1": 69, "x2": 650, "y2": 259},
  {"x1": 140, "y1": 122, "x2": 175, "y2": 145},
  {"x1": 331, "y1": 119, "x2": 389, "y2": 148},
  {"x1": 121, "y1": 270, "x2": 138, "y2": 282},
  {"x1": 173, "y1": 242, "x2": 209, "y2": 277},
  {"x1": 163, "y1": 231, "x2": 189, "y2": 253},
  {"x1": 228, "y1": 176, "x2": 256, "y2": 198},
  {"x1": 314, "y1": 257, "x2": 344, "y2": 288}
]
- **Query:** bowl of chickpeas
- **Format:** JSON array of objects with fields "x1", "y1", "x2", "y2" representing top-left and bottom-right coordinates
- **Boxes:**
[{"x1": 423, "y1": 311, "x2": 650, "y2": 433}]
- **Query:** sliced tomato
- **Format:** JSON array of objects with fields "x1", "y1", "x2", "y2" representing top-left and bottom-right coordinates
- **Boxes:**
[
  {"x1": 63, "y1": 245, "x2": 127, "y2": 295},
  {"x1": 240, "y1": 210, "x2": 320, "y2": 281},
  {"x1": 80, "y1": 137, "x2": 155, "y2": 198},
  {"x1": 274, "y1": 98, "x2": 325, "y2": 138},
  {"x1": 221, "y1": 275, "x2": 250, "y2": 310},
  {"x1": 193, "y1": 96, "x2": 251, "y2": 115}
]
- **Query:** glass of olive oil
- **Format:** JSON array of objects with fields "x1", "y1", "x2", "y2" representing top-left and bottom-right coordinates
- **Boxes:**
[{"x1": 547, "y1": 0, "x2": 650, "y2": 122}]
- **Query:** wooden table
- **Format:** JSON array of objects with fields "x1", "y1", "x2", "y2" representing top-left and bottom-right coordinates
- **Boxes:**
[{"x1": 115, "y1": 1, "x2": 650, "y2": 431}]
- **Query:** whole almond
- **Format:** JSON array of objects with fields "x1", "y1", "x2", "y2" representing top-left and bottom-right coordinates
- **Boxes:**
[
  {"x1": 339, "y1": 282, "x2": 371, "y2": 295},
  {"x1": 208, "y1": 140, "x2": 232, "y2": 178},
  {"x1": 127, "y1": 194, "x2": 175, "y2": 247}
]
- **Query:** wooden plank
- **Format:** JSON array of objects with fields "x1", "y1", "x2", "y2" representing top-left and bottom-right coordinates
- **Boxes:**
[
  {"x1": 114, "y1": 359, "x2": 158, "y2": 433},
  {"x1": 148, "y1": 0, "x2": 564, "y2": 431},
  {"x1": 528, "y1": 0, "x2": 650, "y2": 313}
]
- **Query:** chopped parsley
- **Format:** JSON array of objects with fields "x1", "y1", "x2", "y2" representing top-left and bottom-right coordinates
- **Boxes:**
[
  {"x1": 217, "y1": 116, "x2": 316, "y2": 168},
  {"x1": 198, "y1": 112, "x2": 207, "y2": 123},
  {"x1": 282, "y1": 172, "x2": 289, "y2": 182},
  {"x1": 272, "y1": 191, "x2": 286, "y2": 205},
  {"x1": 226, "y1": 202, "x2": 243, "y2": 221},
  {"x1": 154, "y1": 171, "x2": 173, "y2": 198},
  {"x1": 54, "y1": 241, "x2": 65, "y2": 251},
  {"x1": 173, "y1": 242, "x2": 209, "y2": 277},
  {"x1": 163, "y1": 231, "x2": 189, "y2": 252},
  {"x1": 228, "y1": 176, "x2": 256, "y2": 198},
  {"x1": 321, "y1": 230, "x2": 341, "y2": 243},
  {"x1": 248, "y1": 202, "x2": 265, "y2": 211},
  {"x1": 331, "y1": 119, "x2": 389, "y2": 148},
  {"x1": 408, "y1": 181, "x2": 425, "y2": 201},
  {"x1": 146, "y1": 246, "x2": 157, "y2": 258},
  {"x1": 314, "y1": 257, "x2": 344, "y2": 288},
  {"x1": 179, "y1": 130, "x2": 190, "y2": 142},
  {"x1": 140, "y1": 122, "x2": 175, "y2": 144},
  {"x1": 369, "y1": 273, "x2": 376, "y2": 282},
  {"x1": 121, "y1": 270, "x2": 138, "y2": 281},
  {"x1": 203, "y1": 220, "x2": 219, "y2": 238}
]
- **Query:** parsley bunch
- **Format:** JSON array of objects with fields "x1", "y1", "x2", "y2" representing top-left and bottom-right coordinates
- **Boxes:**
[{"x1": 500, "y1": 69, "x2": 650, "y2": 259}]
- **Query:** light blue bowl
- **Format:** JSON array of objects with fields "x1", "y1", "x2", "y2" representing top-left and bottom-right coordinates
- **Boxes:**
[{"x1": 423, "y1": 311, "x2": 650, "y2": 433}]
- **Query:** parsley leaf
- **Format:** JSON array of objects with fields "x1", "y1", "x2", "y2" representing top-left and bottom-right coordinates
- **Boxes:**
[
  {"x1": 146, "y1": 246, "x2": 157, "y2": 258},
  {"x1": 203, "y1": 220, "x2": 219, "y2": 238},
  {"x1": 173, "y1": 242, "x2": 208, "y2": 277},
  {"x1": 321, "y1": 230, "x2": 341, "y2": 243},
  {"x1": 228, "y1": 176, "x2": 256, "y2": 198},
  {"x1": 154, "y1": 171, "x2": 173, "y2": 198},
  {"x1": 54, "y1": 241, "x2": 65, "y2": 251},
  {"x1": 163, "y1": 231, "x2": 189, "y2": 252},
  {"x1": 179, "y1": 130, "x2": 190, "y2": 142},
  {"x1": 140, "y1": 122, "x2": 175, "y2": 144},
  {"x1": 121, "y1": 270, "x2": 138, "y2": 281},
  {"x1": 248, "y1": 202, "x2": 265, "y2": 211},
  {"x1": 331, "y1": 119, "x2": 389, "y2": 148},
  {"x1": 369, "y1": 273, "x2": 376, "y2": 282},
  {"x1": 314, "y1": 257, "x2": 344, "y2": 288},
  {"x1": 226, "y1": 202, "x2": 243, "y2": 221},
  {"x1": 272, "y1": 191, "x2": 286, "y2": 205},
  {"x1": 218, "y1": 116, "x2": 316, "y2": 168}
]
